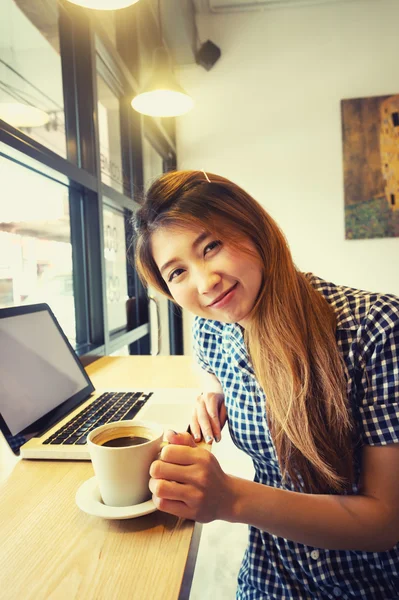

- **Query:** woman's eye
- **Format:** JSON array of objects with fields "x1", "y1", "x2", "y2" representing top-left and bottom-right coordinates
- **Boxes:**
[
  {"x1": 204, "y1": 240, "x2": 222, "y2": 255},
  {"x1": 168, "y1": 268, "x2": 184, "y2": 283}
]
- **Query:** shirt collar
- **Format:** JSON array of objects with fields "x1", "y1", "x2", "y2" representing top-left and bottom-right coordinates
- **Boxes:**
[
  {"x1": 305, "y1": 273, "x2": 359, "y2": 331},
  {"x1": 200, "y1": 318, "x2": 225, "y2": 336}
]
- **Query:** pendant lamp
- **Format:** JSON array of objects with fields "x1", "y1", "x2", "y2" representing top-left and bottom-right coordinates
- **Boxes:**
[
  {"x1": 131, "y1": 47, "x2": 193, "y2": 117},
  {"x1": 0, "y1": 102, "x2": 49, "y2": 128},
  {"x1": 65, "y1": 0, "x2": 139, "y2": 9}
]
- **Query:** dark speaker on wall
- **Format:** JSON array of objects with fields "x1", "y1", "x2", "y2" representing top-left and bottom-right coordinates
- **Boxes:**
[{"x1": 195, "y1": 40, "x2": 221, "y2": 71}]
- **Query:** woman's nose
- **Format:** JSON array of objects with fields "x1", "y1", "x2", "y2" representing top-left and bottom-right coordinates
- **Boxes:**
[{"x1": 196, "y1": 269, "x2": 221, "y2": 295}]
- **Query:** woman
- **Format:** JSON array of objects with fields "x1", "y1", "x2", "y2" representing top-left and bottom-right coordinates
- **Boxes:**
[{"x1": 133, "y1": 169, "x2": 399, "y2": 599}]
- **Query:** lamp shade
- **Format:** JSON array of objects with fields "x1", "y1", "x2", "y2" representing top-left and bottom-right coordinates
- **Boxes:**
[
  {"x1": 131, "y1": 47, "x2": 193, "y2": 117},
  {"x1": 0, "y1": 103, "x2": 50, "y2": 128},
  {"x1": 65, "y1": 0, "x2": 139, "y2": 9}
]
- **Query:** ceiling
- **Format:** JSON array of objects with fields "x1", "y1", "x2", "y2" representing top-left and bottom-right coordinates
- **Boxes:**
[{"x1": 194, "y1": 0, "x2": 363, "y2": 11}]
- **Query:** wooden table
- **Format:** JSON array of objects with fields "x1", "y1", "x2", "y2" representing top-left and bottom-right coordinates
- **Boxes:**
[{"x1": 0, "y1": 357, "x2": 202, "y2": 600}]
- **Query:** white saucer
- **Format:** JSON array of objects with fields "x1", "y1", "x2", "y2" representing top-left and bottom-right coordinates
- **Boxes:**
[{"x1": 75, "y1": 476, "x2": 157, "y2": 520}]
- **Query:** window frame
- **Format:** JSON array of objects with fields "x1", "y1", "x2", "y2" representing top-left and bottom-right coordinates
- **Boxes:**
[{"x1": 0, "y1": 0, "x2": 182, "y2": 357}]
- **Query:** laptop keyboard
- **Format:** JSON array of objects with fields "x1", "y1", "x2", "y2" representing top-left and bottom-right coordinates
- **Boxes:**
[{"x1": 43, "y1": 391, "x2": 153, "y2": 446}]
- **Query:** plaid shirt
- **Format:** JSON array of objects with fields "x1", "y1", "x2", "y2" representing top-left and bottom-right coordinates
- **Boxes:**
[{"x1": 193, "y1": 274, "x2": 399, "y2": 599}]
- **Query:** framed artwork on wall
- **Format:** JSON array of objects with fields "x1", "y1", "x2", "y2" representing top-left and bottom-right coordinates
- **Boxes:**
[{"x1": 341, "y1": 93, "x2": 399, "y2": 239}]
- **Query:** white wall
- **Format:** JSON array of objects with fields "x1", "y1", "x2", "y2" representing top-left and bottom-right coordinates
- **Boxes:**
[
  {"x1": 179, "y1": 5, "x2": 399, "y2": 596},
  {"x1": 176, "y1": 0, "x2": 399, "y2": 355}
]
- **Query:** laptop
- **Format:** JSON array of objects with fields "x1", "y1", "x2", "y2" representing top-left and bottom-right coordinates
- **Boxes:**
[{"x1": 0, "y1": 303, "x2": 199, "y2": 460}]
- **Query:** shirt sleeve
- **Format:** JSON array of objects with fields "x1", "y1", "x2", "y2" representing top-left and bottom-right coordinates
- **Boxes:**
[
  {"x1": 192, "y1": 316, "x2": 215, "y2": 375},
  {"x1": 357, "y1": 304, "x2": 399, "y2": 446}
]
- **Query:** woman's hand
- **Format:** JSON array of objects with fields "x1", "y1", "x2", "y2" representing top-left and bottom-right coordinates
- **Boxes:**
[
  {"x1": 149, "y1": 430, "x2": 234, "y2": 522},
  {"x1": 190, "y1": 392, "x2": 227, "y2": 444}
]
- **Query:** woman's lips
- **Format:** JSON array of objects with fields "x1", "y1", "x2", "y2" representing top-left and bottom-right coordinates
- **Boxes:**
[{"x1": 208, "y1": 283, "x2": 238, "y2": 309}]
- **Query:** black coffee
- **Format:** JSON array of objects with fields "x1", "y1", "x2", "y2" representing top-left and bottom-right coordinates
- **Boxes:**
[{"x1": 101, "y1": 435, "x2": 150, "y2": 448}]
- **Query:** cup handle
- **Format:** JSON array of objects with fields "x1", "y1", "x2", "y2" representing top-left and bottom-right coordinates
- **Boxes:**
[{"x1": 156, "y1": 440, "x2": 168, "y2": 459}]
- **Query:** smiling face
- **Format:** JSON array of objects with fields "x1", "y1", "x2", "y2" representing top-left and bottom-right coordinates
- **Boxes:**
[{"x1": 150, "y1": 225, "x2": 263, "y2": 327}]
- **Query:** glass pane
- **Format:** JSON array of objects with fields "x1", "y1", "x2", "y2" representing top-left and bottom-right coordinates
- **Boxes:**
[
  {"x1": 0, "y1": 142, "x2": 69, "y2": 186},
  {"x1": 97, "y1": 67, "x2": 123, "y2": 193},
  {"x1": 0, "y1": 155, "x2": 76, "y2": 345},
  {"x1": 0, "y1": 0, "x2": 67, "y2": 158},
  {"x1": 142, "y1": 137, "x2": 170, "y2": 356},
  {"x1": 103, "y1": 202, "x2": 128, "y2": 332}
]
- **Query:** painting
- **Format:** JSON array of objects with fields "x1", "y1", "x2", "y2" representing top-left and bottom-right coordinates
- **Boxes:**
[{"x1": 341, "y1": 94, "x2": 399, "y2": 239}]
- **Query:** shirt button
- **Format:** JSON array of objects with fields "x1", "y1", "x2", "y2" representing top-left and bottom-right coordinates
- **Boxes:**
[
  {"x1": 333, "y1": 587, "x2": 342, "y2": 597},
  {"x1": 310, "y1": 550, "x2": 319, "y2": 560}
]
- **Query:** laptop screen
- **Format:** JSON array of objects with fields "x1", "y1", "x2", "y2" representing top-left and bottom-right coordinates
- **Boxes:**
[{"x1": 0, "y1": 304, "x2": 94, "y2": 440}]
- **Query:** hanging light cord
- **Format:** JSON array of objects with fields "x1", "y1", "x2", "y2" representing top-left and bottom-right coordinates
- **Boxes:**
[
  {"x1": 158, "y1": 0, "x2": 163, "y2": 45},
  {"x1": 0, "y1": 81, "x2": 38, "y2": 109},
  {"x1": 0, "y1": 58, "x2": 63, "y2": 111},
  {"x1": 0, "y1": 80, "x2": 51, "y2": 111}
]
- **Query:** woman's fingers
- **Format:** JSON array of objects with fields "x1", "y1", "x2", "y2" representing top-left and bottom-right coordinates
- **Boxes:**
[
  {"x1": 149, "y1": 444, "x2": 233, "y2": 523},
  {"x1": 191, "y1": 392, "x2": 226, "y2": 444},
  {"x1": 195, "y1": 397, "x2": 216, "y2": 443},
  {"x1": 164, "y1": 429, "x2": 197, "y2": 448},
  {"x1": 151, "y1": 497, "x2": 193, "y2": 519},
  {"x1": 150, "y1": 456, "x2": 196, "y2": 484},
  {"x1": 150, "y1": 445, "x2": 214, "y2": 486},
  {"x1": 189, "y1": 411, "x2": 202, "y2": 443},
  {"x1": 160, "y1": 443, "x2": 199, "y2": 465},
  {"x1": 149, "y1": 474, "x2": 191, "y2": 500},
  {"x1": 219, "y1": 401, "x2": 228, "y2": 430}
]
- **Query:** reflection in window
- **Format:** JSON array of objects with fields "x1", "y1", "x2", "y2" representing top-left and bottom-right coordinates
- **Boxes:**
[
  {"x1": 97, "y1": 64, "x2": 123, "y2": 193},
  {"x1": 0, "y1": 0, "x2": 67, "y2": 158},
  {"x1": 103, "y1": 203, "x2": 128, "y2": 332},
  {"x1": 0, "y1": 156, "x2": 75, "y2": 344}
]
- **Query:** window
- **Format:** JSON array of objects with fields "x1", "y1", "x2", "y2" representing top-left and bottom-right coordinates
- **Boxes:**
[
  {"x1": 0, "y1": 153, "x2": 76, "y2": 344},
  {"x1": 97, "y1": 58, "x2": 124, "y2": 193},
  {"x1": 0, "y1": 0, "x2": 67, "y2": 158},
  {"x1": 103, "y1": 201, "x2": 129, "y2": 332},
  {"x1": 0, "y1": 3, "x2": 177, "y2": 358},
  {"x1": 142, "y1": 136, "x2": 170, "y2": 356}
]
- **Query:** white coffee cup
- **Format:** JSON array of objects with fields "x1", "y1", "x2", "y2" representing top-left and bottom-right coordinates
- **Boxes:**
[{"x1": 87, "y1": 420, "x2": 164, "y2": 507}]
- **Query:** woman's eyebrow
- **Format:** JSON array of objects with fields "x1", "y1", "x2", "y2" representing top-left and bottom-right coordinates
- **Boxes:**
[{"x1": 159, "y1": 231, "x2": 210, "y2": 275}]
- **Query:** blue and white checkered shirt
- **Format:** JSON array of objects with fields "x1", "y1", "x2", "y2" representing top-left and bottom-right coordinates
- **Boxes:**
[{"x1": 193, "y1": 274, "x2": 399, "y2": 599}]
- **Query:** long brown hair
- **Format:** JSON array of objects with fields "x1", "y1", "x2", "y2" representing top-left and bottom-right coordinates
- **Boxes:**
[{"x1": 133, "y1": 170, "x2": 354, "y2": 493}]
